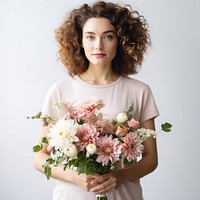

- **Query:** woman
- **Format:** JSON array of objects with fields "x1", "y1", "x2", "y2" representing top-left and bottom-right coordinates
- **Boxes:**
[{"x1": 33, "y1": 1, "x2": 159, "y2": 200}]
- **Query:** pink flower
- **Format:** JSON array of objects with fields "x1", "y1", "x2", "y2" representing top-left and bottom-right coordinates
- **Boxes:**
[
  {"x1": 115, "y1": 124, "x2": 128, "y2": 137},
  {"x1": 127, "y1": 119, "x2": 140, "y2": 129},
  {"x1": 121, "y1": 132, "x2": 144, "y2": 162},
  {"x1": 60, "y1": 102, "x2": 78, "y2": 120},
  {"x1": 95, "y1": 118, "x2": 115, "y2": 136},
  {"x1": 75, "y1": 124, "x2": 99, "y2": 151},
  {"x1": 96, "y1": 135, "x2": 122, "y2": 166},
  {"x1": 78, "y1": 97, "x2": 104, "y2": 118},
  {"x1": 85, "y1": 113, "x2": 99, "y2": 124}
]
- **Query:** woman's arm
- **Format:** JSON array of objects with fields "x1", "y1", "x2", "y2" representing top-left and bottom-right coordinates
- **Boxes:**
[
  {"x1": 32, "y1": 126, "x2": 97, "y2": 191},
  {"x1": 117, "y1": 118, "x2": 158, "y2": 182}
]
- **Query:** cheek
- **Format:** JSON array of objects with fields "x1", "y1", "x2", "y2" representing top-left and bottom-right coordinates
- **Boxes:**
[
  {"x1": 82, "y1": 39, "x2": 92, "y2": 49},
  {"x1": 111, "y1": 40, "x2": 118, "y2": 50},
  {"x1": 82, "y1": 42, "x2": 92, "y2": 59},
  {"x1": 111, "y1": 43, "x2": 118, "y2": 56},
  {"x1": 83, "y1": 45, "x2": 93, "y2": 57}
]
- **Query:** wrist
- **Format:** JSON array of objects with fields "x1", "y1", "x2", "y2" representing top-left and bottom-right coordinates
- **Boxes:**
[{"x1": 115, "y1": 169, "x2": 126, "y2": 187}]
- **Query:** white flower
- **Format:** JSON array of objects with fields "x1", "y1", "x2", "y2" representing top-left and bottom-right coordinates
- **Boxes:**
[
  {"x1": 137, "y1": 128, "x2": 158, "y2": 140},
  {"x1": 116, "y1": 113, "x2": 128, "y2": 123},
  {"x1": 47, "y1": 118, "x2": 79, "y2": 150},
  {"x1": 86, "y1": 143, "x2": 97, "y2": 157},
  {"x1": 64, "y1": 143, "x2": 78, "y2": 158}
]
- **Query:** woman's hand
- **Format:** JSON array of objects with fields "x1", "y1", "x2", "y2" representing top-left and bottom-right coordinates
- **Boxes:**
[
  {"x1": 73, "y1": 173, "x2": 97, "y2": 191},
  {"x1": 89, "y1": 173, "x2": 118, "y2": 194}
]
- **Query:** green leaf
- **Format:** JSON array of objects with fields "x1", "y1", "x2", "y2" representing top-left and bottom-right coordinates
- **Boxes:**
[
  {"x1": 41, "y1": 137, "x2": 49, "y2": 144},
  {"x1": 125, "y1": 103, "x2": 134, "y2": 120},
  {"x1": 46, "y1": 158, "x2": 55, "y2": 165},
  {"x1": 55, "y1": 155, "x2": 65, "y2": 165},
  {"x1": 44, "y1": 165, "x2": 52, "y2": 180},
  {"x1": 123, "y1": 158, "x2": 135, "y2": 167},
  {"x1": 64, "y1": 153, "x2": 111, "y2": 175},
  {"x1": 42, "y1": 158, "x2": 54, "y2": 179},
  {"x1": 161, "y1": 122, "x2": 172, "y2": 132},
  {"x1": 32, "y1": 144, "x2": 42, "y2": 152}
]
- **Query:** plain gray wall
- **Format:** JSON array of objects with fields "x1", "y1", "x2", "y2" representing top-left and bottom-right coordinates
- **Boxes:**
[{"x1": 1, "y1": 0, "x2": 200, "y2": 199}]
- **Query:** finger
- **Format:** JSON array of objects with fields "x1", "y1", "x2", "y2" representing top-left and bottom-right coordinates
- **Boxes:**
[
  {"x1": 92, "y1": 184, "x2": 115, "y2": 194},
  {"x1": 90, "y1": 181, "x2": 116, "y2": 194},
  {"x1": 90, "y1": 173, "x2": 112, "y2": 185}
]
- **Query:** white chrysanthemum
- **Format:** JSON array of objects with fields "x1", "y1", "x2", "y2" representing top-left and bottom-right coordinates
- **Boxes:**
[{"x1": 47, "y1": 118, "x2": 79, "y2": 150}]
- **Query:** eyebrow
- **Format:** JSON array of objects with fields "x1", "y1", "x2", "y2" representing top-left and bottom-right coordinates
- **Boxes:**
[{"x1": 84, "y1": 30, "x2": 116, "y2": 35}]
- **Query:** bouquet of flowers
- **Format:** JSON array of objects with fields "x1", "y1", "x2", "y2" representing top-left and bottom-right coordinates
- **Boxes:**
[{"x1": 29, "y1": 97, "x2": 172, "y2": 200}]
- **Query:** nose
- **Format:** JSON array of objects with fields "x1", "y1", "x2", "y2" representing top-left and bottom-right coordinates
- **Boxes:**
[{"x1": 95, "y1": 37, "x2": 103, "y2": 50}]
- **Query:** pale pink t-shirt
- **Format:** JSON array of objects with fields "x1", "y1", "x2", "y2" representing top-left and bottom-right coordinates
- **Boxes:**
[{"x1": 41, "y1": 75, "x2": 159, "y2": 200}]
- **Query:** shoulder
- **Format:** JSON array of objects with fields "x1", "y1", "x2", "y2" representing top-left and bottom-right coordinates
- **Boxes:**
[
  {"x1": 121, "y1": 76, "x2": 150, "y2": 91},
  {"x1": 50, "y1": 76, "x2": 76, "y2": 90}
]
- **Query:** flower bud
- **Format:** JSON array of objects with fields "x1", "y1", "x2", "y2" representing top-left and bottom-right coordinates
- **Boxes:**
[
  {"x1": 127, "y1": 119, "x2": 140, "y2": 129},
  {"x1": 116, "y1": 113, "x2": 128, "y2": 123},
  {"x1": 64, "y1": 143, "x2": 78, "y2": 158},
  {"x1": 86, "y1": 143, "x2": 97, "y2": 156}
]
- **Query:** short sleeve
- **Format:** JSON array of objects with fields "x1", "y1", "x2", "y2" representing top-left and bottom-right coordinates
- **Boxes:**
[
  {"x1": 139, "y1": 85, "x2": 159, "y2": 123},
  {"x1": 41, "y1": 83, "x2": 61, "y2": 122}
]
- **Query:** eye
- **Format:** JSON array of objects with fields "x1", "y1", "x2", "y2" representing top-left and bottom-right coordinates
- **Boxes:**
[
  {"x1": 85, "y1": 35, "x2": 95, "y2": 40},
  {"x1": 104, "y1": 34, "x2": 114, "y2": 40}
]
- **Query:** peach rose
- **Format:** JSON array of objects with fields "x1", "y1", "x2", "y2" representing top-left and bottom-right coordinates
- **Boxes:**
[{"x1": 115, "y1": 124, "x2": 128, "y2": 137}]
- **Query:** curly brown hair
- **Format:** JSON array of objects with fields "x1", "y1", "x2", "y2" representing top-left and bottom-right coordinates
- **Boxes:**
[{"x1": 55, "y1": 1, "x2": 150, "y2": 76}]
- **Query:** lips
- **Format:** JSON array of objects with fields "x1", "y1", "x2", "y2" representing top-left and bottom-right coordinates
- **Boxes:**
[{"x1": 92, "y1": 53, "x2": 106, "y2": 58}]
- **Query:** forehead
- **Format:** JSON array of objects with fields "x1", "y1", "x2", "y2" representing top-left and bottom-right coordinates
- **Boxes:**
[{"x1": 83, "y1": 17, "x2": 116, "y2": 33}]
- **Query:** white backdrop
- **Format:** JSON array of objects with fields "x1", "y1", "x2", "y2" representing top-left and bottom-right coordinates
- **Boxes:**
[{"x1": 0, "y1": 0, "x2": 200, "y2": 199}]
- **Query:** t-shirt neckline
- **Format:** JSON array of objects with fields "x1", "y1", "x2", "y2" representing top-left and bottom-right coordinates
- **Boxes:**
[{"x1": 75, "y1": 75, "x2": 123, "y2": 88}]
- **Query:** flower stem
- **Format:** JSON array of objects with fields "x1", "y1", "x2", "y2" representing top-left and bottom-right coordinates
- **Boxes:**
[{"x1": 96, "y1": 194, "x2": 107, "y2": 200}]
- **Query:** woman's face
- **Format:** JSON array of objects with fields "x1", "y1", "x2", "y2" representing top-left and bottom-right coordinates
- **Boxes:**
[{"x1": 82, "y1": 17, "x2": 118, "y2": 67}]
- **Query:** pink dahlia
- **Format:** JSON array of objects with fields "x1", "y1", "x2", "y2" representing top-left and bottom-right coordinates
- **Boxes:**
[
  {"x1": 85, "y1": 113, "x2": 99, "y2": 124},
  {"x1": 75, "y1": 124, "x2": 99, "y2": 151},
  {"x1": 78, "y1": 97, "x2": 104, "y2": 118},
  {"x1": 95, "y1": 118, "x2": 115, "y2": 136},
  {"x1": 96, "y1": 135, "x2": 122, "y2": 166},
  {"x1": 121, "y1": 132, "x2": 144, "y2": 162},
  {"x1": 60, "y1": 102, "x2": 78, "y2": 120}
]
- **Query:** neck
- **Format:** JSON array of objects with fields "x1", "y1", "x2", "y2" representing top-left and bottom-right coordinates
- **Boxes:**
[{"x1": 79, "y1": 64, "x2": 119, "y2": 85}]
